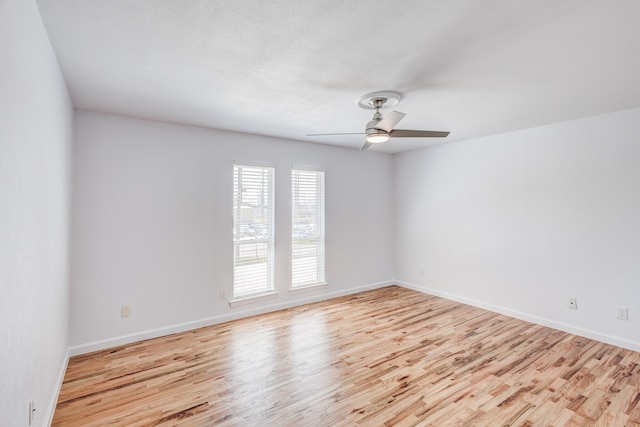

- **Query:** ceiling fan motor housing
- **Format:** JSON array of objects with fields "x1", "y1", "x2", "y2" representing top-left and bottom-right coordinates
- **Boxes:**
[{"x1": 366, "y1": 110, "x2": 383, "y2": 132}]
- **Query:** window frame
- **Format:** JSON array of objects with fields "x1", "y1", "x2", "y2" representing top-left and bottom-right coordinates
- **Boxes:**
[
  {"x1": 290, "y1": 168, "x2": 326, "y2": 291},
  {"x1": 231, "y1": 162, "x2": 276, "y2": 303}
]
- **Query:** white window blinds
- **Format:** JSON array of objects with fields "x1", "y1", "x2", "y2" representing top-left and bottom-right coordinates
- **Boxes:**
[
  {"x1": 233, "y1": 164, "x2": 275, "y2": 298},
  {"x1": 291, "y1": 169, "x2": 325, "y2": 288}
]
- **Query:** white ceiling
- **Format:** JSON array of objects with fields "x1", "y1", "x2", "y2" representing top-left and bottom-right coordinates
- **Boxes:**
[{"x1": 36, "y1": 0, "x2": 640, "y2": 153}]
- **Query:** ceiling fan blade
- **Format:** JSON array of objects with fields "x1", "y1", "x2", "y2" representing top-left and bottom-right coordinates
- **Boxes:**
[
  {"x1": 360, "y1": 140, "x2": 372, "y2": 151},
  {"x1": 390, "y1": 129, "x2": 450, "y2": 138},
  {"x1": 375, "y1": 110, "x2": 406, "y2": 132},
  {"x1": 307, "y1": 132, "x2": 364, "y2": 136}
]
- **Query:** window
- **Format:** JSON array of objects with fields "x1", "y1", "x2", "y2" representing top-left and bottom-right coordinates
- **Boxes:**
[
  {"x1": 233, "y1": 164, "x2": 275, "y2": 298},
  {"x1": 291, "y1": 169, "x2": 325, "y2": 288}
]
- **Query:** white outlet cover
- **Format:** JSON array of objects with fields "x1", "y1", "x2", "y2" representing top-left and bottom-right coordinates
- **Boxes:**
[{"x1": 616, "y1": 306, "x2": 629, "y2": 320}]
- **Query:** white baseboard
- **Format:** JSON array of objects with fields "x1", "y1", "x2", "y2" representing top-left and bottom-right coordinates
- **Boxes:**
[
  {"x1": 45, "y1": 348, "x2": 69, "y2": 426},
  {"x1": 396, "y1": 280, "x2": 640, "y2": 352},
  {"x1": 69, "y1": 280, "x2": 393, "y2": 356}
]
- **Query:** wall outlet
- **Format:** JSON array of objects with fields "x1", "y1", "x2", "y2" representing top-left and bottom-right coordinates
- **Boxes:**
[
  {"x1": 616, "y1": 306, "x2": 629, "y2": 320},
  {"x1": 567, "y1": 298, "x2": 577, "y2": 309},
  {"x1": 121, "y1": 306, "x2": 131, "y2": 318},
  {"x1": 29, "y1": 400, "x2": 35, "y2": 425},
  {"x1": 220, "y1": 290, "x2": 227, "y2": 301}
]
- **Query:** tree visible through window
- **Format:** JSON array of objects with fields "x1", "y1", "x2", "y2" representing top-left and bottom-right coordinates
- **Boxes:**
[
  {"x1": 233, "y1": 164, "x2": 274, "y2": 298},
  {"x1": 291, "y1": 169, "x2": 325, "y2": 288}
]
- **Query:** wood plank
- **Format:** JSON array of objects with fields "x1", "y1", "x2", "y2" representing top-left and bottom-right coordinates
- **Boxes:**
[{"x1": 53, "y1": 286, "x2": 640, "y2": 426}]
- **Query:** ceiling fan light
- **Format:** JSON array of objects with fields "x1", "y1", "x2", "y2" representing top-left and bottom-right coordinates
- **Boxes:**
[{"x1": 365, "y1": 132, "x2": 389, "y2": 144}]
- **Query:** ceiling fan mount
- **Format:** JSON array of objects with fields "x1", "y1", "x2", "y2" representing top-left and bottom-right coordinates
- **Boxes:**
[
  {"x1": 356, "y1": 91, "x2": 403, "y2": 110},
  {"x1": 307, "y1": 90, "x2": 450, "y2": 150}
]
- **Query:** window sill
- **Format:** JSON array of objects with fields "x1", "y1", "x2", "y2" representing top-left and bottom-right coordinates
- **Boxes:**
[
  {"x1": 289, "y1": 283, "x2": 328, "y2": 295},
  {"x1": 229, "y1": 291, "x2": 278, "y2": 308}
]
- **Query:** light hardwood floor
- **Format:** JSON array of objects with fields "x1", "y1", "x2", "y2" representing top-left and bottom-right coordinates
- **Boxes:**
[{"x1": 53, "y1": 286, "x2": 640, "y2": 426}]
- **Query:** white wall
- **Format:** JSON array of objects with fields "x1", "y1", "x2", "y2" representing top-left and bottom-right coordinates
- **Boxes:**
[
  {"x1": 70, "y1": 111, "x2": 394, "y2": 352},
  {"x1": 0, "y1": 0, "x2": 73, "y2": 425},
  {"x1": 395, "y1": 108, "x2": 640, "y2": 350}
]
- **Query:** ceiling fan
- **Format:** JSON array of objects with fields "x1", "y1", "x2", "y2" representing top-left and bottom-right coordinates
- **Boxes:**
[{"x1": 307, "y1": 91, "x2": 450, "y2": 150}]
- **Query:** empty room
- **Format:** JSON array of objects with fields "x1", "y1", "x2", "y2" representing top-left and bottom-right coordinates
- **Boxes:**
[{"x1": 3, "y1": 0, "x2": 640, "y2": 426}]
